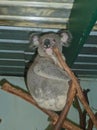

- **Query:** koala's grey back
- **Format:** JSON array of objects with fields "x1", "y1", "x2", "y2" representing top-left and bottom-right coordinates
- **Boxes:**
[{"x1": 27, "y1": 56, "x2": 71, "y2": 111}]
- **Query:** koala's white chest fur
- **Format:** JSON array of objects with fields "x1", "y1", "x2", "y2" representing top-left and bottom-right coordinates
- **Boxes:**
[{"x1": 27, "y1": 56, "x2": 71, "y2": 111}]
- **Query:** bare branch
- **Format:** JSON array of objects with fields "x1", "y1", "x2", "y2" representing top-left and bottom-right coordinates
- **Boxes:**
[
  {"x1": 87, "y1": 113, "x2": 97, "y2": 130},
  {"x1": 53, "y1": 46, "x2": 97, "y2": 129},
  {"x1": 1, "y1": 82, "x2": 83, "y2": 130}
]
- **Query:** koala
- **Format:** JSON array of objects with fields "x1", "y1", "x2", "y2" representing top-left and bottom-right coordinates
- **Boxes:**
[{"x1": 27, "y1": 29, "x2": 72, "y2": 111}]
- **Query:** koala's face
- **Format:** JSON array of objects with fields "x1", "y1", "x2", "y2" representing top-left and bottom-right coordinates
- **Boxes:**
[
  {"x1": 38, "y1": 33, "x2": 62, "y2": 56},
  {"x1": 29, "y1": 30, "x2": 72, "y2": 57}
]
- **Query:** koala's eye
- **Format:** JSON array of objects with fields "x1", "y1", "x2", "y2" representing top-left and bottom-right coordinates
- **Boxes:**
[
  {"x1": 53, "y1": 39, "x2": 56, "y2": 42},
  {"x1": 52, "y1": 39, "x2": 56, "y2": 45},
  {"x1": 44, "y1": 39, "x2": 51, "y2": 48}
]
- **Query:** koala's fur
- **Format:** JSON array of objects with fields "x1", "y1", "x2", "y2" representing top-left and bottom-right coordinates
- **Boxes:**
[{"x1": 27, "y1": 29, "x2": 72, "y2": 111}]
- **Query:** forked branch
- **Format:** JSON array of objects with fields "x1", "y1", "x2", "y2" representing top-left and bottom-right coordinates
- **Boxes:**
[{"x1": 1, "y1": 82, "x2": 82, "y2": 130}]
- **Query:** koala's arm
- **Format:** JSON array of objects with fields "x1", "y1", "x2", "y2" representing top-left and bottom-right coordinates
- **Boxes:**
[{"x1": 33, "y1": 57, "x2": 70, "y2": 81}]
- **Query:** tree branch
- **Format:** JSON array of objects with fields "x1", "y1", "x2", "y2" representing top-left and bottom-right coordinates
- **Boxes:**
[
  {"x1": 54, "y1": 81, "x2": 76, "y2": 130},
  {"x1": 1, "y1": 81, "x2": 83, "y2": 130},
  {"x1": 87, "y1": 112, "x2": 97, "y2": 130},
  {"x1": 53, "y1": 46, "x2": 97, "y2": 129}
]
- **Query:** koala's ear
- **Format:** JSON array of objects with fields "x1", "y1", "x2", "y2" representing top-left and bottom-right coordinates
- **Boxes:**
[
  {"x1": 58, "y1": 29, "x2": 72, "y2": 47},
  {"x1": 29, "y1": 33, "x2": 40, "y2": 49}
]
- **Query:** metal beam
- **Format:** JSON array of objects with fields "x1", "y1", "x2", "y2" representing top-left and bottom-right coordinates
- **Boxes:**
[{"x1": 63, "y1": 0, "x2": 97, "y2": 66}]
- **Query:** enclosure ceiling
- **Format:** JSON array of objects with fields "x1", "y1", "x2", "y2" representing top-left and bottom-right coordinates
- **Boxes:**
[
  {"x1": 72, "y1": 31, "x2": 97, "y2": 77},
  {"x1": 0, "y1": 0, "x2": 97, "y2": 77}
]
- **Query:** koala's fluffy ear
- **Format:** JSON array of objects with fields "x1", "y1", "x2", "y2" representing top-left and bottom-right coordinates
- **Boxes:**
[
  {"x1": 58, "y1": 29, "x2": 72, "y2": 47},
  {"x1": 29, "y1": 33, "x2": 40, "y2": 49}
]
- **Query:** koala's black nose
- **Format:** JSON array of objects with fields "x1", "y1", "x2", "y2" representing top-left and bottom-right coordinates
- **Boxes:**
[{"x1": 44, "y1": 39, "x2": 51, "y2": 48}]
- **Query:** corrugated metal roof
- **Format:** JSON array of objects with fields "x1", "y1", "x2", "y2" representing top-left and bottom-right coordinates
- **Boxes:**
[
  {"x1": 0, "y1": 0, "x2": 97, "y2": 77},
  {"x1": 0, "y1": 0, "x2": 73, "y2": 28},
  {"x1": 0, "y1": 27, "x2": 97, "y2": 77},
  {"x1": 72, "y1": 31, "x2": 97, "y2": 77},
  {"x1": 0, "y1": 0, "x2": 74, "y2": 76}
]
